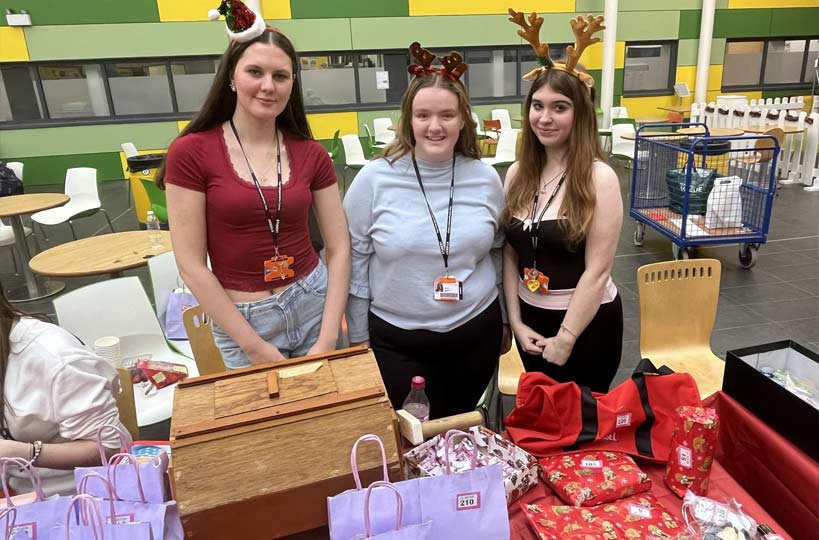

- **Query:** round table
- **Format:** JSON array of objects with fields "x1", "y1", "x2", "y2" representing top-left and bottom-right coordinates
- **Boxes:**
[
  {"x1": 742, "y1": 124, "x2": 805, "y2": 135},
  {"x1": 0, "y1": 193, "x2": 69, "y2": 302},
  {"x1": 676, "y1": 126, "x2": 745, "y2": 137},
  {"x1": 30, "y1": 230, "x2": 172, "y2": 278},
  {"x1": 621, "y1": 131, "x2": 686, "y2": 141}
]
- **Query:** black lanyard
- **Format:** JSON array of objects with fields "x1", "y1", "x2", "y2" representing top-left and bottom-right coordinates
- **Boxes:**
[
  {"x1": 411, "y1": 152, "x2": 456, "y2": 272},
  {"x1": 529, "y1": 172, "x2": 566, "y2": 270},
  {"x1": 229, "y1": 119, "x2": 284, "y2": 256}
]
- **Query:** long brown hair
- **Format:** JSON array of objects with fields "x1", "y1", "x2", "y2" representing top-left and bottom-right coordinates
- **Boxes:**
[
  {"x1": 156, "y1": 29, "x2": 311, "y2": 188},
  {"x1": 1, "y1": 290, "x2": 49, "y2": 439},
  {"x1": 502, "y1": 68, "x2": 606, "y2": 249},
  {"x1": 382, "y1": 73, "x2": 481, "y2": 163}
]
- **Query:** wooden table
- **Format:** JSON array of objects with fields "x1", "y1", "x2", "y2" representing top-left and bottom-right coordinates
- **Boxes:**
[
  {"x1": 621, "y1": 131, "x2": 686, "y2": 141},
  {"x1": 0, "y1": 193, "x2": 69, "y2": 302},
  {"x1": 29, "y1": 230, "x2": 172, "y2": 278},
  {"x1": 742, "y1": 124, "x2": 805, "y2": 135},
  {"x1": 676, "y1": 126, "x2": 745, "y2": 137},
  {"x1": 658, "y1": 104, "x2": 691, "y2": 114},
  {"x1": 635, "y1": 115, "x2": 668, "y2": 124}
]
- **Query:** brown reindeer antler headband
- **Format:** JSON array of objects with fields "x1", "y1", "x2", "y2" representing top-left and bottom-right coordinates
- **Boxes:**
[
  {"x1": 508, "y1": 8, "x2": 604, "y2": 90},
  {"x1": 407, "y1": 42, "x2": 468, "y2": 82}
]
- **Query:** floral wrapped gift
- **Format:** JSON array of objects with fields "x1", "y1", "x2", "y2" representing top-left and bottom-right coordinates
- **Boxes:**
[
  {"x1": 539, "y1": 451, "x2": 652, "y2": 507},
  {"x1": 403, "y1": 426, "x2": 539, "y2": 503},
  {"x1": 606, "y1": 493, "x2": 692, "y2": 540},
  {"x1": 520, "y1": 501, "x2": 610, "y2": 540},
  {"x1": 664, "y1": 406, "x2": 719, "y2": 497}
]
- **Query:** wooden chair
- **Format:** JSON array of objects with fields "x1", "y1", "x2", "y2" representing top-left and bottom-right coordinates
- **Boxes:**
[
  {"x1": 182, "y1": 305, "x2": 225, "y2": 376},
  {"x1": 116, "y1": 367, "x2": 140, "y2": 441},
  {"x1": 481, "y1": 119, "x2": 502, "y2": 156},
  {"x1": 493, "y1": 337, "x2": 526, "y2": 430},
  {"x1": 637, "y1": 259, "x2": 724, "y2": 398}
]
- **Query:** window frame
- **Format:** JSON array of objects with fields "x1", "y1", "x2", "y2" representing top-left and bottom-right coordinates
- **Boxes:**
[
  {"x1": 622, "y1": 40, "x2": 678, "y2": 98},
  {"x1": 722, "y1": 36, "x2": 819, "y2": 92}
]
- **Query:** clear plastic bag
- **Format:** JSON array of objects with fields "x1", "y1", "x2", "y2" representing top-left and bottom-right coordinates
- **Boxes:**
[{"x1": 681, "y1": 491, "x2": 758, "y2": 539}]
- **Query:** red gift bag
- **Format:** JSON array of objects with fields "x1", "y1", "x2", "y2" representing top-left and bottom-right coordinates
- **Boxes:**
[
  {"x1": 540, "y1": 451, "x2": 651, "y2": 507},
  {"x1": 505, "y1": 359, "x2": 702, "y2": 462},
  {"x1": 664, "y1": 406, "x2": 719, "y2": 497}
]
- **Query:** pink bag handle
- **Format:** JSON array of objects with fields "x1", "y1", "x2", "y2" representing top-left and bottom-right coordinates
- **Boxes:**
[
  {"x1": 0, "y1": 457, "x2": 46, "y2": 506},
  {"x1": 363, "y1": 481, "x2": 402, "y2": 537},
  {"x1": 94, "y1": 425, "x2": 131, "y2": 466},
  {"x1": 350, "y1": 434, "x2": 389, "y2": 490},
  {"x1": 106, "y1": 453, "x2": 147, "y2": 503},
  {"x1": 0, "y1": 507, "x2": 17, "y2": 540},
  {"x1": 443, "y1": 429, "x2": 479, "y2": 475},
  {"x1": 65, "y1": 494, "x2": 105, "y2": 540},
  {"x1": 76, "y1": 473, "x2": 118, "y2": 522}
]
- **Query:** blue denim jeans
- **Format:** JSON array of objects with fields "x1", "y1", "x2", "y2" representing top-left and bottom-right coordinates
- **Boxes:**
[{"x1": 212, "y1": 261, "x2": 327, "y2": 369}]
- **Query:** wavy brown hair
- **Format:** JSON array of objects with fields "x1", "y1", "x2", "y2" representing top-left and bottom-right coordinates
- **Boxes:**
[
  {"x1": 382, "y1": 73, "x2": 481, "y2": 163},
  {"x1": 502, "y1": 68, "x2": 606, "y2": 249},
  {"x1": 156, "y1": 29, "x2": 312, "y2": 189}
]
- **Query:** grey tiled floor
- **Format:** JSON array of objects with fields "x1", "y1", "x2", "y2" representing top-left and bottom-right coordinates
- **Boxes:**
[{"x1": 2, "y1": 163, "x2": 817, "y2": 394}]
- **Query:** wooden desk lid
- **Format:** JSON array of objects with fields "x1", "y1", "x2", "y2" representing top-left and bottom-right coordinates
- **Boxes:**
[{"x1": 171, "y1": 346, "x2": 387, "y2": 441}]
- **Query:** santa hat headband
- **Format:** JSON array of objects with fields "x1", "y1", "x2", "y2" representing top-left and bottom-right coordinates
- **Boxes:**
[
  {"x1": 508, "y1": 8, "x2": 604, "y2": 90},
  {"x1": 209, "y1": 0, "x2": 266, "y2": 43}
]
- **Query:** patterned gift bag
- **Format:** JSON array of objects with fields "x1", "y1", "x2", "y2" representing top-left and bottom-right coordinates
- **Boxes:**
[
  {"x1": 664, "y1": 406, "x2": 719, "y2": 497},
  {"x1": 539, "y1": 451, "x2": 651, "y2": 507}
]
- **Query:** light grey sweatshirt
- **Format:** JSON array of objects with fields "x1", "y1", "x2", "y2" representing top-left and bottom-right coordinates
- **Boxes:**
[{"x1": 343, "y1": 153, "x2": 505, "y2": 342}]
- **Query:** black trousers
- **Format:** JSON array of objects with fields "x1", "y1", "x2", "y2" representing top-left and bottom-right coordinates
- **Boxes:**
[
  {"x1": 517, "y1": 295, "x2": 623, "y2": 393},
  {"x1": 369, "y1": 298, "x2": 502, "y2": 420}
]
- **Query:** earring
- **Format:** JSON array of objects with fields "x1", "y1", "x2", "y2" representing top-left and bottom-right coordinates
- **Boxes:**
[{"x1": 229, "y1": 80, "x2": 236, "y2": 92}]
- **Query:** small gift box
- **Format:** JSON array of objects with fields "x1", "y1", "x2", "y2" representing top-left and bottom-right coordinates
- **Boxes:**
[
  {"x1": 403, "y1": 425, "x2": 539, "y2": 504},
  {"x1": 664, "y1": 406, "x2": 719, "y2": 497},
  {"x1": 539, "y1": 451, "x2": 652, "y2": 507}
]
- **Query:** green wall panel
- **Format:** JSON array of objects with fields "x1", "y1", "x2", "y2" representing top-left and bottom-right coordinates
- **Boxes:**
[
  {"x1": 770, "y1": 8, "x2": 819, "y2": 37},
  {"x1": 679, "y1": 10, "x2": 701, "y2": 40},
  {"x1": 0, "y1": 0, "x2": 159, "y2": 26},
  {"x1": 267, "y1": 19, "x2": 353, "y2": 51},
  {"x1": 24, "y1": 23, "x2": 228, "y2": 61},
  {"x1": 620, "y1": 0, "x2": 701, "y2": 10},
  {"x1": 11, "y1": 153, "x2": 124, "y2": 186},
  {"x1": 586, "y1": 68, "x2": 623, "y2": 104},
  {"x1": 472, "y1": 103, "x2": 522, "y2": 122},
  {"x1": 677, "y1": 39, "x2": 699, "y2": 66},
  {"x1": 1, "y1": 123, "x2": 179, "y2": 158},
  {"x1": 290, "y1": 0, "x2": 408, "y2": 19},
  {"x1": 618, "y1": 11, "x2": 679, "y2": 41},
  {"x1": 714, "y1": 9, "x2": 772, "y2": 39},
  {"x1": 575, "y1": 0, "x2": 604, "y2": 11},
  {"x1": 710, "y1": 38, "x2": 726, "y2": 65}
]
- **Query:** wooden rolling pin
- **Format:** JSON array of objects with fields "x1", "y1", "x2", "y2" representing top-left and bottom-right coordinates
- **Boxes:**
[{"x1": 396, "y1": 409, "x2": 484, "y2": 445}]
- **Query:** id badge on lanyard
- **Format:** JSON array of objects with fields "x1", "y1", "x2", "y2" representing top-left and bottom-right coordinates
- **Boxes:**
[
  {"x1": 521, "y1": 172, "x2": 566, "y2": 295},
  {"x1": 433, "y1": 276, "x2": 463, "y2": 301}
]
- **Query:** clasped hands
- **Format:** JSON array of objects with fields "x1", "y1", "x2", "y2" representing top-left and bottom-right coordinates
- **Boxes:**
[{"x1": 511, "y1": 322, "x2": 576, "y2": 366}]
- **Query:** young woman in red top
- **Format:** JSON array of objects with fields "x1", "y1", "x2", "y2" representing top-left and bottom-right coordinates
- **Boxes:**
[{"x1": 157, "y1": 13, "x2": 350, "y2": 369}]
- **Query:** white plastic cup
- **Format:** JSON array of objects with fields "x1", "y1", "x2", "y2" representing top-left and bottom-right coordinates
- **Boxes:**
[{"x1": 94, "y1": 336, "x2": 121, "y2": 368}]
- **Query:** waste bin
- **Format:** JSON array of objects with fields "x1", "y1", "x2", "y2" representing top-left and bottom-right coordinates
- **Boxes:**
[{"x1": 126, "y1": 154, "x2": 165, "y2": 224}]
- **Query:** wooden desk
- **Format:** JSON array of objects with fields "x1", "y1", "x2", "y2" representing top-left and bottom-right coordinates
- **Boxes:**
[
  {"x1": 635, "y1": 116, "x2": 667, "y2": 124},
  {"x1": 30, "y1": 230, "x2": 172, "y2": 278},
  {"x1": 676, "y1": 126, "x2": 745, "y2": 137},
  {"x1": 742, "y1": 124, "x2": 805, "y2": 135},
  {"x1": 658, "y1": 104, "x2": 691, "y2": 114},
  {"x1": 0, "y1": 193, "x2": 69, "y2": 302}
]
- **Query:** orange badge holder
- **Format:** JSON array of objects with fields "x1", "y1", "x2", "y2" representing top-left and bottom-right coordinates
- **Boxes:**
[
  {"x1": 264, "y1": 255, "x2": 295, "y2": 282},
  {"x1": 523, "y1": 267, "x2": 550, "y2": 295}
]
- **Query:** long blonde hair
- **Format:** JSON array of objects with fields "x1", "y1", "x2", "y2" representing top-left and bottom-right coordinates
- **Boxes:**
[
  {"x1": 502, "y1": 69, "x2": 606, "y2": 249},
  {"x1": 382, "y1": 73, "x2": 481, "y2": 163}
]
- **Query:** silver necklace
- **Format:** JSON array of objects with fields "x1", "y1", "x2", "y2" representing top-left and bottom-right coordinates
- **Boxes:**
[{"x1": 540, "y1": 169, "x2": 566, "y2": 194}]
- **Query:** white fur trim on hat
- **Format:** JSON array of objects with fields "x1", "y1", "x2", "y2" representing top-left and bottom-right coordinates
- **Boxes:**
[
  {"x1": 226, "y1": 10, "x2": 266, "y2": 43},
  {"x1": 208, "y1": 9, "x2": 221, "y2": 21}
]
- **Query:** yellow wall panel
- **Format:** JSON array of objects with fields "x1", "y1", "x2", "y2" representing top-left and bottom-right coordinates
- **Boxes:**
[
  {"x1": 307, "y1": 112, "x2": 358, "y2": 140},
  {"x1": 728, "y1": 0, "x2": 819, "y2": 7},
  {"x1": 583, "y1": 41, "x2": 625, "y2": 70},
  {"x1": 157, "y1": 0, "x2": 214, "y2": 21},
  {"x1": 177, "y1": 120, "x2": 191, "y2": 133},
  {"x1": 261, "y1": 0, "x2": 291, "y2": 19},
  {"x1": 619, "y1": 95, "x2": 686, "y2": 118},
  {"x1": 707, "y1": 65, "x2": 723, "y2": 92},
  {"x1": 0, "y1": 27, "x2": 29, "y2": 62},
  {"x1": 408, "y1": 0, "x2": 573, "y2": 16},
  {"x1": 675, "y1": 66, "x2": 697, "y2": 91}
]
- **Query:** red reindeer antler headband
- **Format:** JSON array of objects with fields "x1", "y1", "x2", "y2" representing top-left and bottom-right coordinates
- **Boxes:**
[{"x1": 407, "y1": 42, "x2": 468, "y2": 82}]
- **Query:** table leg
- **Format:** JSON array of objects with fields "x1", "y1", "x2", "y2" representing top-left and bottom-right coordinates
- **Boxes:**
[{"x1": 4, "y1": 215, "x2": 65, "y2": 303}]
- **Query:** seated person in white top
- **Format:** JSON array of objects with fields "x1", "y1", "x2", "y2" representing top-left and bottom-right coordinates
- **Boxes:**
[{"x1": 0, "y1": 289, "x2": 126, "y2": 496}]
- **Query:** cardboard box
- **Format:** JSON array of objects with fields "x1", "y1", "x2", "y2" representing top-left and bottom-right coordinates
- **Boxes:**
[
  {"x1": 724, "y1": 340, "x2": 819, "y2": 461},
  {"x1": 170, "y1": 346, "x2": 400, "y2": 539}
]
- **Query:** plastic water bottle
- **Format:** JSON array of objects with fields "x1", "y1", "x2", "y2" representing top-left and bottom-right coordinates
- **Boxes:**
[
  {"x1": 146, "y1": 210, "x2": 163, "y2": 250},
  {"x1": 402, "y1": 376, "x2": 430, "y2": 422}
]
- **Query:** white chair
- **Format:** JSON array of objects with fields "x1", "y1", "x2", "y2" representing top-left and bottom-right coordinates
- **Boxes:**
[
  {"x1": 373, "y1": 118, "x2": 395, "y2": 146},
  {"x1": 363, "y1": 124, "x2": 385, "y2": 151},
  {"x1": 0, "y1": 221, "x2": 34, "y2": 274},
  {"x1": 481, "y1": 130, "x2": 517, "y2": 166},
  {"x1": 491, "y1": 109, "x2": 520, "y2": 134},
  {"x1": 120, "y1": 142, "x2": 139, "y2": 159},
  {"x1": 341, "y1": 134, "x2": 370, "y2": 192},
  {"x1": 611, "y1": 122, "x2": 637, "y2": 161},
  {"x1": 147, "y1": 251, "x2": 194, "y2": 359},
  {"x1": 471, "y1": 113, "x2": 486, "y2": 137},
  {"x1": 31, "y1": 167, "x2": 114, "y2": 240},
  {"x1": 54, "y1": 277, "x2": 199, "y2": 428},
  {"x1": 6, "y1": 161, "x2": 23, "y2": 181}
]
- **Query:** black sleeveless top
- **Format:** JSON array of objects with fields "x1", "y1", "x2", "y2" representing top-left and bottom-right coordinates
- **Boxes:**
[{"x1": 506, "y1": 218, "x2": 586, "y2": 290}]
